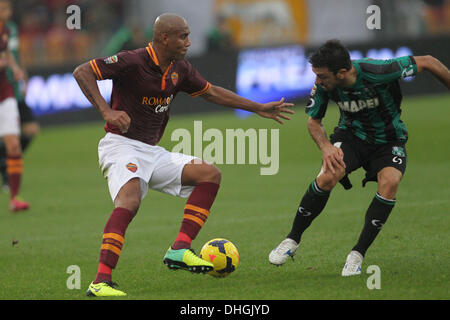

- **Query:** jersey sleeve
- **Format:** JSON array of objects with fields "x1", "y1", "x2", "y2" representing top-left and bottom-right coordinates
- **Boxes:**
[
  {"x1": 89, "y1": 50, "x2": 136, "y2": 80},
  {"x1": 305, "y1": 84, "x2": 329, "y2": 119},
  {"x1": 358, "y1": 56, "x2": 417, "y2": 84},
  {"x1": 178, "y1": 61, "x2": 211, "y2": 97}
]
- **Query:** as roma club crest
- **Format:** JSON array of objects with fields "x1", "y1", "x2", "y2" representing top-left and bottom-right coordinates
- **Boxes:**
[
  {"x1": 104, "y1": 55, "x2": 118, "y2": 64},
  {"x1": 171, "y1": 72, "x2": 179, "y2": 86},
  {"x1": 126, "y1": 162, "x2": 138, "y2": 173}
]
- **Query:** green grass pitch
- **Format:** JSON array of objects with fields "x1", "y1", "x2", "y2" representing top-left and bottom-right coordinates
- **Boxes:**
[{"x1": 0, "y1": 93, "x2": 448, "y2": 300}]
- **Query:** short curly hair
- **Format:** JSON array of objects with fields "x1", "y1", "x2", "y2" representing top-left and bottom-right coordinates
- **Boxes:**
[{"x1": 309, "y1": 39, "x2": 352, "y2": 74}]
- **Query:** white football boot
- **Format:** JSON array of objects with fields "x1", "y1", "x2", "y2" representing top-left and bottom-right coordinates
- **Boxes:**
[
  {"x1": 269, "y1": 238, "x2": 299, "y2": 266},
  {"x1": 341, "y1": 250, "x2": 363, "y2": 276}
]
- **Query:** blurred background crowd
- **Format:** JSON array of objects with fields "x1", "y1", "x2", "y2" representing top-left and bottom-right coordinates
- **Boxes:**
[{"x1": 10, "y1": 0, "x2": 450, "y2": 69}]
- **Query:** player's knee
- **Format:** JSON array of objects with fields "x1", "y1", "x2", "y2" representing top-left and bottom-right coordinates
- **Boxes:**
[
  {"x1": 379, "y1": 169, "x2": 401, "y2": 186},
  {"x1": 182, "y1": 161, "x2": 221, "y2": 185},
  {"x1": 195, "y1": 163, "x2": 221, "y2": 184},
  {"x1": 316, "y1": 174, "x2": 337, "y2": 191},
  {"x1": 128, "y1": 198, "x2": 141, "y2": 214},
  {"x1": 8, "y1": 145, "x2": 22, "y2": 156},
  {"x1": 115, "y1": 196, "x2": 141, "y2": 215},
  {"x1": 378, "y1": 171, "x2": 401, "y2": 197},
  {"x1": 204, "y1": 164, "x2": 221, "y2": 184},
  {"x1": 4, "y1": 138, "x2": 22, "y2": 155},
  {"x1": 114, "y1": 179, "x2": 142, "y2": 214},
  {"x1": 317, "y1": 168, "x2": 345, "y2": 191}
]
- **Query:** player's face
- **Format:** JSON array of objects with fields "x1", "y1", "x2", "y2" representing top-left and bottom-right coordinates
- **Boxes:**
[
  {"x1": 0, "y1": 1, "x2": 12, "y2": 22},
  {"x1": 167, "y1": 27, "x2": 191, "y2": 60},
  {"x1": 312, "y1": 66, "x2": 341, "y2": 91}
]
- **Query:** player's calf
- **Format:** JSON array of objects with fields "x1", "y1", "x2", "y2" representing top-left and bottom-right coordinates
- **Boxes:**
[{"x1": 352, "y1": 192, "x2": 396, "y2": 258}]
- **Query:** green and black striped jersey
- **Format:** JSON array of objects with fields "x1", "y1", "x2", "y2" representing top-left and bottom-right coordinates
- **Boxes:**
[{"x1": 306, "y1": 56, "x2": 417, "y2": 144}]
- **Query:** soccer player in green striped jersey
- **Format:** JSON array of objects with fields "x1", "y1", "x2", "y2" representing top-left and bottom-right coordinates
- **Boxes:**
[{"x1": 269, "y1": 39, "x2": 450, "y2": 276}]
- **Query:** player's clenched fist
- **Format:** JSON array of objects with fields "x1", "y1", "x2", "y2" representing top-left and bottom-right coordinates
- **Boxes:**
[{"x1": 103, "y1": 109, "x2": 131, "y2": 133}]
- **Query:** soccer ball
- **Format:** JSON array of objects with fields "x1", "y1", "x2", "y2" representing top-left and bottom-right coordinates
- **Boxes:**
[{"x1": 200, "y1": 238, "x2": 239, "y2": 278}]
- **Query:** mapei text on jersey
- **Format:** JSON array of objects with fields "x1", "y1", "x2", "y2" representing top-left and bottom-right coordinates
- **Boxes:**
[{"x1": 337, "y1": 97, "x2": 380, "y2": 113}]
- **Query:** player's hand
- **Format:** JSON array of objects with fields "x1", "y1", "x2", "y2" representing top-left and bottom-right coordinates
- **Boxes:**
[
  {"x1": 103, "y1": 109, "x2": 131, "y2": 133},
  {"x1": 321, "y1": 144, "x2": 346, "y2": 175},
  {"x1": 256, "y1": 97, "x2": 295, "y2": 124}
]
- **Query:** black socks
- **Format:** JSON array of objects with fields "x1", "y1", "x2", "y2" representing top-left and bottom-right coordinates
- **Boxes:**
[
  {"x1": 352, "y1": 193, "x2": 395, "y2": 256},
  {"x1": 287, "y1": 180, "x2": 331, "y2": 243},
  {"x1": 287, "y1": 181, "x2": 395, "y2": 258}
]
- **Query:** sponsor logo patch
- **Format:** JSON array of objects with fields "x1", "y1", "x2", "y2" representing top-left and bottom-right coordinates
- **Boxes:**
[
  {"x1": 392, "y1": 146, "x2": 405, "y2": 157},
  {"x1": 104, "y1": 55, "x2": 118, "y2": 64},
  {"x1": 126, "y1": 162, "x2": 137, "y2": 173},
  {"x1": 171, "y1": 72, "x2": 179, "y2": 86}
]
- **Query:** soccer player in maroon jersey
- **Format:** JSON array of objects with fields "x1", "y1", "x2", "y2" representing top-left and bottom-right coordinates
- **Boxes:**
[
  {"x1": 74, "y1": 13, "x2": 294, "y2": 297},
  {"x1": 0, "y1": 0, "x2": 28, "y2": 212}
]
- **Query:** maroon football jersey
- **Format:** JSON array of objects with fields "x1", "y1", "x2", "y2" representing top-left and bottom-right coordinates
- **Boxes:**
[
  {"x1": 0, "y1": 22, "x2": 14, "y2": 102},
  {"x1": 90, "y1": 42, "x2": 210, "y2": 145}
]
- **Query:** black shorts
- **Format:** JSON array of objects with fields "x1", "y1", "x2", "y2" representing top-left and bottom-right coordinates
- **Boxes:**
[
  {"x1": 329, "y1": 128, "x2": 407, "y2": 189},
  {"x1": 17, "y1": 99, "x2": 36, "y2": 124}
]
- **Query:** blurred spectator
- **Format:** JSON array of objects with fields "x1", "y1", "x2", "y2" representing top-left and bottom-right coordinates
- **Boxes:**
[
  {"x1": 102, "y1": 23, "x2": 153, "y2": 56},
  {"x1": 8, "y1": 0, "x2": 450, "y2": 68},
  {"x1": 423, "y1": 0, "x2": 450, "y2": 34},
  {"x1": 12, "y1": 0, "x2": 126, "y2": 67},
  {"x1": 207, "y1": 14, "x2": 234, "y2": 52}
]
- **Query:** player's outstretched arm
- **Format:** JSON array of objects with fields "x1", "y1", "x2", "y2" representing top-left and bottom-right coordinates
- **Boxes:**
[
  {"x1": 73, "y1": 62, "x2": 130, "y2": 133},
  {"x1": 414, "y1": 55, "x2": 450, "y2": 90},
  {"x1": 201, "y1": 84, "x2": 294, "y2": 124}
]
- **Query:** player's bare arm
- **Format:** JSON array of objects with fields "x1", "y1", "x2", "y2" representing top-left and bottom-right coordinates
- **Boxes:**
[
  {"x1": 201, "y1": 84, "x2": 294, "y2": 124},
  {"x1": 73, "y1": 62, "x2": 130, "y2": 133},
  {"x1": 308, "y1": 116, "x2": 345, "y2": 174},
  {"x1": 414, "y1": 55, "x2": 450, "y2": 89}
]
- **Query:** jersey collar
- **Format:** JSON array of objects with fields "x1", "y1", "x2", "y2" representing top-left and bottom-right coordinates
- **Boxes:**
[
  {"x1": 145, "y1": 42, "x2": 174, "y2": 90},
  {"x1": 146, "y1": 42, "x2": 160, "y2": 66},
  {"x1": 343, "y1": 61, "x2": 362, "y2": 89}
]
